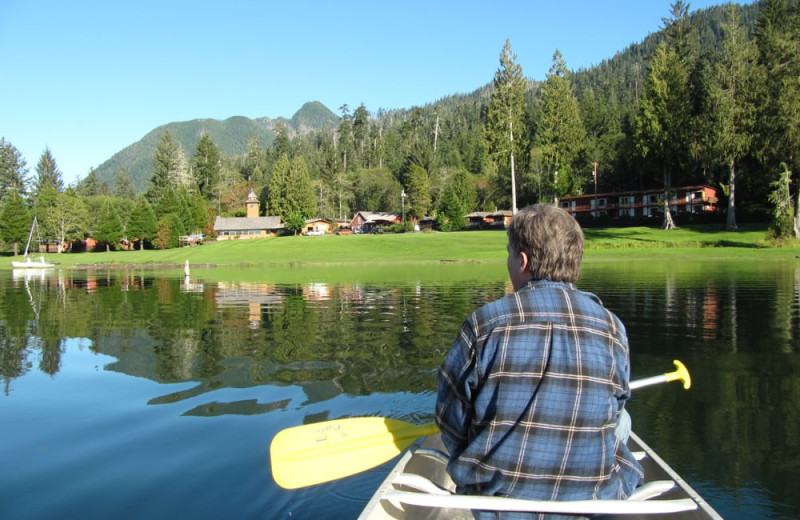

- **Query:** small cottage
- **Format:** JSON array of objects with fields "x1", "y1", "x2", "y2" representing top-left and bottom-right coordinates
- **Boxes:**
[{"x1": 350, "y1": 211, "x2": 401, "y2": 233}]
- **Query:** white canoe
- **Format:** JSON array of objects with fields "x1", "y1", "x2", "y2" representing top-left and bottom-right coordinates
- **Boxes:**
[{"x1": 358, "y1": 432, "x2": 723, "y2": 520}]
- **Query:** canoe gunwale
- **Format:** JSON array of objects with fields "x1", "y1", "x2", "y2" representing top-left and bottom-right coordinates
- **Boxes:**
[{"x1": 358, "y1": 431, "x2": 724, "y2": 520}]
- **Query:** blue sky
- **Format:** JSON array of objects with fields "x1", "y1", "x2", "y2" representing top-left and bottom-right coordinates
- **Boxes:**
[{"x1": 1, "y1": 0, "x2": 752, "y2": 186}]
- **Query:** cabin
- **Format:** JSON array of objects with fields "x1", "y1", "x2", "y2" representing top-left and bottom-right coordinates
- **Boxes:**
[
  {"x1": 486, "y1": 210, "x2": 512, "y2": 228},
  {"x1": 303, "y1": 218, "x2": 334, "y2": 235},
  {"x1": 559, "y1": 185, "x2": 720, "y2": 219},
  {"x1": 350, "y1": 211, "x2": 401, "y2": 233},
  {"x1": 213, "y1": 189, "x2": 284, "y2": 239},
  {"x1": 464, "y1": 212, "x2": 491, "y2": 229}
]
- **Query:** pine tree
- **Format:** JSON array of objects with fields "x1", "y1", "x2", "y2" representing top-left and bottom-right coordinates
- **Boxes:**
[
  {"x1": 705, "y1": 4, "x2": 758, "y2": 230},
  {"x1": 113, "y1": 169, "x2": 136, "y2": 200},
  {"x1": 635, "y1": 42, "x2": 691, "y2": 229},
  {"x1": 0, "y1": 189, "x2": 32, "y2": 255},
  {"x1": 754, "y1": 0, "x2": 800, "y2": 176},
  {"x1": 287, "y1": 155, "x2": 317, "y2": 220},
  {"x1": 0, "y1": 137, "x2": 29, "y2": 201},
  {"x1": 267, "y1": 154, "x2": 291, "y2": 217},
  {"x1": 406, "y1": 164, "x2": 431, "y2": 219},
  {"x1": 34, "y1": 147, "x2": 64, "y2": 199},
  {"x1": 534, "y1": 49, "x2": 586, "y2": 203},
  {"x1": 242, "y1": 134, "x2": 268, "y2": 183},
  {"x1": 147, "y1": 131, "x2": 185, "y2": 203},
  {"x1": 192, "y1": 133, "x2": 220, "y2": 200},
  {"x1": 94, "y1": 200, "x2": 124, "y2": 252},
  {"x1": 484, "y1": 39, "x2": 528, "y2": 213},
  {"x1": 127, "y1": 195, "x2": 157, "y2": 250}
]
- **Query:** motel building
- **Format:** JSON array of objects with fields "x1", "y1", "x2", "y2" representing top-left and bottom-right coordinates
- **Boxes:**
[{"x1": 558, "y1": 185, "x2": 721, "y2": 219}]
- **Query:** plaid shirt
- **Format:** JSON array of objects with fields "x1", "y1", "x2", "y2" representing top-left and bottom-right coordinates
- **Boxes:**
[{"x1": 436, "y1": 280, "x2": 643, "y2": 519}]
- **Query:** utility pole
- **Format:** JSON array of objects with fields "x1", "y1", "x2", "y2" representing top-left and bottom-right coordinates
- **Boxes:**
[{"x1": 593, "y1": 161, "x2": 598, "y2": 217}]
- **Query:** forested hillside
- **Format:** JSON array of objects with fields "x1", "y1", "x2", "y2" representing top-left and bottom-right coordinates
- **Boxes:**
[
  {"x1": 1, "y1": 0, "x2": 798, "y2": 253},
  {"x1": 92, "y1": 101, "x2": 340, "y2": 192}
]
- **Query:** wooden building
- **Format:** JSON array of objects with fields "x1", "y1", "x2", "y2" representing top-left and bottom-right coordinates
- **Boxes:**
[
  {"x1": 213, "y1": 189, "x2": 284, "y2": 239},
  {"x1": 558, "y1": 185, "x2": 720, "y2": 219}
]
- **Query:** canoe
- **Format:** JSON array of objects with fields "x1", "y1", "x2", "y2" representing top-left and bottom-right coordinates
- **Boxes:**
[{"x1": 358, "y1": 432, "x2": 723, "y2": 520}]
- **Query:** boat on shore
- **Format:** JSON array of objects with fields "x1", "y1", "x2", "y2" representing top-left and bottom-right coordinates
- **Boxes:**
[
  {"x1": 11, "y1": 255, "x2": 55, "y2": 269},
  {"x1": 358, "y1": 432, "x2": 723, "y2": 520},
  {"x1": 11, "y1": 216, "x2": 55, "y2": 269}
]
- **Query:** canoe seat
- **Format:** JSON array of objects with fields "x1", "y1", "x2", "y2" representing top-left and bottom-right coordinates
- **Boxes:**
[{"x1": 387, "y1": 474, "x2": 696, "y2": 515}]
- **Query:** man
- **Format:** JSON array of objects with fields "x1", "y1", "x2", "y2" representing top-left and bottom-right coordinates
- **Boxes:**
[{"x1": 436, "y1": 204, "x2": 643, "y2": 519}]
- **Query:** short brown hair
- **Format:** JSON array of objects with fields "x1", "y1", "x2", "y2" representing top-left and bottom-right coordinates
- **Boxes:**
[{"x1": 507, "y1": 204, "x2": 584, "y2": 283}]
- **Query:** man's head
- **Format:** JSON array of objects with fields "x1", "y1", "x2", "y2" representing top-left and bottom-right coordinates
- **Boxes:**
[{"x1": 506, "y1": 204, "x2": 584, "y2": 289}]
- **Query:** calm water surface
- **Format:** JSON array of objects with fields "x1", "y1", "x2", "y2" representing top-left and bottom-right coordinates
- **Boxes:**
[{"x1": 1, "y1": 260, "x2": 798, "y2": 519}]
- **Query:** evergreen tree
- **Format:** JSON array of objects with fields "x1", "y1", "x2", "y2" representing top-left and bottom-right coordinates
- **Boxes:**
[
  {"x1": 189, "y1": 188, "x2": 209, "y2": 235},
  {"x1": 272, "y1": 125, "x2": 292, "y2": 159},
  {"x1": 352, "y1": 104, "x2": 370, "y2": 169},
  {"x1": 635, "y1": 42, "x2": 691, "y2": 229},
  {"x1": 153, "y1": 213, "x2": 185, "y2": 249},
  {"x1": 34, "y1": 147, "x2": 64, "y2": 199},
  {"x1": 267, "y1": 154, "x2": 291, "y2": 217},
  {"x1": 754, "y1": 0, "x2": 800, "y2": 177},
  {"x1": 242, "y1": 134, "x2": 268, "y2": 183},
  {"x1": 704, "y1": 4, "x2": 758, "y2": 230},
  {"x1": 484, "y1": 39, "x2": 528, "y2": 213},
  {"x1": 337, "y1": 104, "x2": 354, "y2": 173},
  {"x1": 192, "y1": 133, "x2": 220, "y2": 200},
  {"x1": 0, "y1": 137, "x2": 29, "y2": 201},
  {"x1": 0, "y1": 189, "x2": 31, "y2": 255},
  {"x1": 534, "y1": 49, "x2": 586, "y2": 203},
  {"x1": 406, "y1": 164, "x2": 431, "y2": 219},
  {"x1": 438, "y1": 184, "x2": 468, "y2": 231},
  {"x1": 94, "y1": 200, "x2": 124, "y2": 252},
  {"x1": 113, "y1": 169, "x2": 136, "y2": 200},
  {"x1": 77, "y1": 168, "x2": 104, "y2": 197},
  {"x1": 147, "y1": 131, "x2": 184, "y2": 203},
  {"x1": 767, "y1": 163, "x2": 796, "y2": 239},
  {"x1": 127, "y1": 195, "x2": 158, "y2": 250},
  {"x1": 286, "y1": 155, "x2": 317, "y2": 220}
]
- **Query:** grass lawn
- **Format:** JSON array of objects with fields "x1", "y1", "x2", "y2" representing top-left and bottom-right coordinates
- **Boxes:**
[{"x1": 2, "y1": 223, "x2": 798, "y2": 271}]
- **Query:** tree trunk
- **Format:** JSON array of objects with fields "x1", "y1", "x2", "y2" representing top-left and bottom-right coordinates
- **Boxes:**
[
  {"x1": 662, "y1": 165, "x2": 677, "y2": 230},
  {"x1": 795, "y1": 175, "x2": 800, "y2": 239},
  {"x1": 726, "y1": 157, "x2": 738, "y2": 230}
]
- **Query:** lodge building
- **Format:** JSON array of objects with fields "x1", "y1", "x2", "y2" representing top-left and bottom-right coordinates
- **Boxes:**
[{"x1": 559, "y1": 185, "x2": 721, "y2": 219}]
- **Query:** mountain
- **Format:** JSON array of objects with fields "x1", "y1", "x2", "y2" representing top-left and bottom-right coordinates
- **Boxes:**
[{"x1": 93, "y1": 101, "x2": 339, "y2": 193}]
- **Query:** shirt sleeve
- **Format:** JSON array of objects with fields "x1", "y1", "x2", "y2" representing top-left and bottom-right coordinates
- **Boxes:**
[{"x1": 435, "y1": 315, "x2": 480, "y2": 460}]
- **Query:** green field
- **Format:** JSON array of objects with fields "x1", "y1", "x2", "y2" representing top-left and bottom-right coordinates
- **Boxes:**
[{"x1": 3, "y1": 223, "x2": 799, "y2": 272}]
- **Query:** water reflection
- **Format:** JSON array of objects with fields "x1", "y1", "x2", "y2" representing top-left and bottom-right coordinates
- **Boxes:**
[{"x1": 1, "y1": 261, "x2": 799, "y2": 519}]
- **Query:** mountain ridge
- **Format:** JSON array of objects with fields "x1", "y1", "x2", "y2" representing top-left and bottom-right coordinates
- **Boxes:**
[{"x1": 93, "y1": 101, "x2": 339, "y2": 192}]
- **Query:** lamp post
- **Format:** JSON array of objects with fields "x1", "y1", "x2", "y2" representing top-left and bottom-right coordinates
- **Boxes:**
[{"x1": 401, "y1": 189, "x2": 407, "y2": 225}]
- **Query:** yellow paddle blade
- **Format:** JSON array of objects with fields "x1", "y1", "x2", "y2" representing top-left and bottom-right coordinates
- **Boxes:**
[
  {"x1": 664, "y1": 359, "x2": 691, "y2": 390},
  {"x1": 270, "y1": 417, "x2": 440, "y2": 489}
]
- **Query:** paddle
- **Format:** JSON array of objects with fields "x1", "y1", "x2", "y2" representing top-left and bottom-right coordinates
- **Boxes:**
[{"x1": 270, "y1": 359, "x2": 691, "y2": 489}]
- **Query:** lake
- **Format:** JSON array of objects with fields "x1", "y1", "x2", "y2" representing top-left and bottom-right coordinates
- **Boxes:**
[{"x1": 1, "y1": 259, "x2": 798, "y2": 519}]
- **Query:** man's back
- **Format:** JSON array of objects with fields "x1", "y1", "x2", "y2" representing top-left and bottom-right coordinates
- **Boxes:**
[{"x1": 436, "y1": 280, "x2": 643, "y2": 512}]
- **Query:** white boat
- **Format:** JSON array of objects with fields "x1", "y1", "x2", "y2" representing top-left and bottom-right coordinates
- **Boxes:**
[
  {"x1": 358, "y1": 432, "x2": 724, "y2": 520},
  {"x1": 11, "y1": 255, "x2": 55, "y2": 268},
  {"x1": 11, "y1": 216, "x2": 55, "y2": 269}
]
